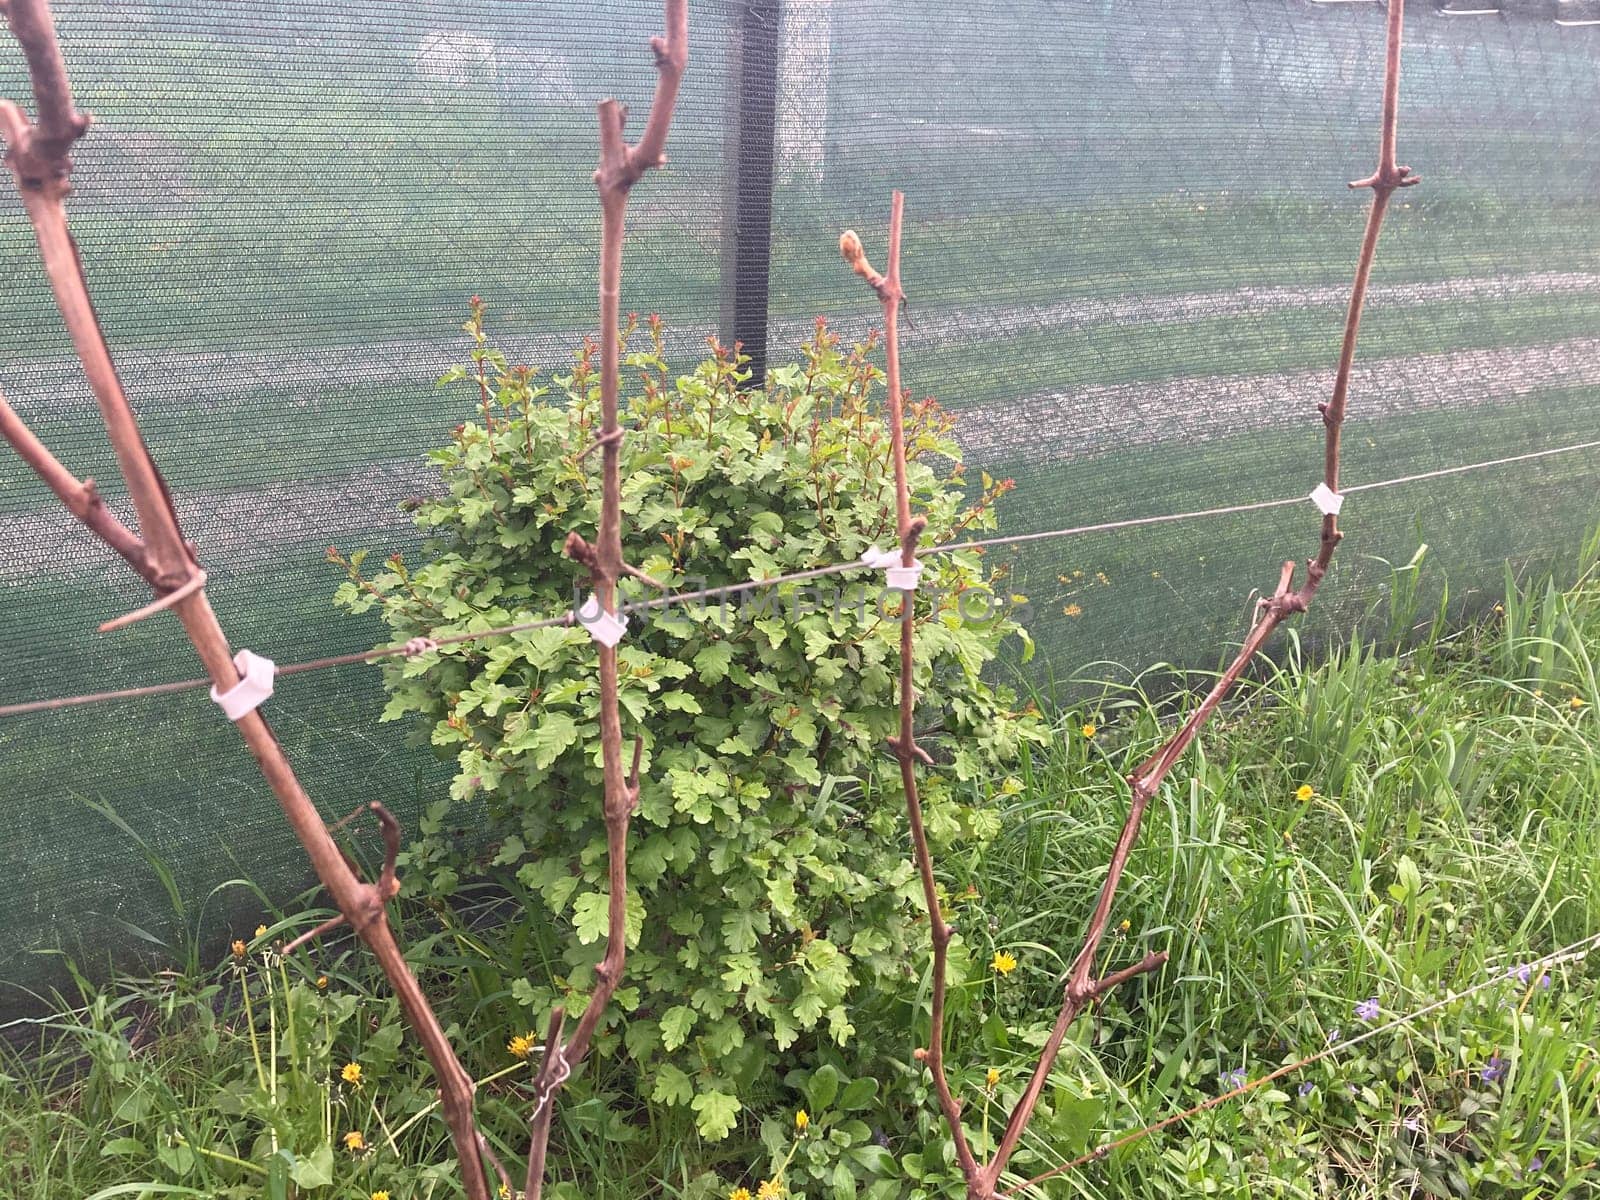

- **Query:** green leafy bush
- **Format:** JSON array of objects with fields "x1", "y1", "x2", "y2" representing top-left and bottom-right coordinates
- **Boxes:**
[{"x1": 333, "y1": 310, "x2": 1042, "y2": 1141}]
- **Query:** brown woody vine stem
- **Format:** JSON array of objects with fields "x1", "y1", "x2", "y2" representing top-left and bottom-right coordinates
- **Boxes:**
[
  {"x1": 844, "y1": 192, "x2": 985, "y2": 1190},
  {"x1": 0, "y1": 388, "x2": 155, "y2": 585},
  {"x1": 0, "y1": 2, "x2": 494, "y2": 1195},
  {"x1": 847, "y1": 4, "x2": 1415, "y2": 1196},
  {"x1": 986, "y1": 1, "x2": 1415, "y2": 1192},
  {"x1": 526, "y1": 3, "x2": 686, "y2": 1196},
  {"x1": 846, "y1": 190, "x2": 1168, "y2": 1200}
]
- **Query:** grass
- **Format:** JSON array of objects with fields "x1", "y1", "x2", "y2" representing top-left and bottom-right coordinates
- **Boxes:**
[{"x1": 2, "y1": 535, "x2": 1597, "y2": 1199}]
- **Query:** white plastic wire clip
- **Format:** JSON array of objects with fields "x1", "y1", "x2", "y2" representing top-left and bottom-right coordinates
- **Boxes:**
[
  {"x1": 1309, "y1": 482, "x2": 1345, "y2": 516},
  {"x1": 861, "y1": 545, "x2": 923, "y2": 591},
  {"x1": 210, "y1": 649, "x2": 276, "y2": 721},
  {"x1": 577, "y1": 592, "x2": 629, "y2": 647}
]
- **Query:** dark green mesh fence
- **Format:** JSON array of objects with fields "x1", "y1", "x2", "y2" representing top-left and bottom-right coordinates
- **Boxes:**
[{"x1": 2, "y1": 0, "x2": 1597, "y2": 1008}]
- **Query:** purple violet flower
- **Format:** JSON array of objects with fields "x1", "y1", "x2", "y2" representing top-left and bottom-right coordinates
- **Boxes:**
[
  {"x1": 1298, "y1": 1081, "x2": 1315, "y2": 1097},
  {"x1": 1219, "y1": 1066, "x2": 1247, "y2": 1090},
  {"x1": 1508, "y1": 963, "x2": 1552, "y2": 989},
  {"x1": 1482, "y1": 1054, "x2": 1506, "y2": 1084},
  {"x1": 1355, "y1": 996, "x2": 1380, "y2": 1023}
]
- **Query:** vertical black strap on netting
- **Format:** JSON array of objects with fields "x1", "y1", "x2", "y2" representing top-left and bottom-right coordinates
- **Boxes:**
[{"x1": 719, "y1": 0, "x2": 781, "y2": 382}]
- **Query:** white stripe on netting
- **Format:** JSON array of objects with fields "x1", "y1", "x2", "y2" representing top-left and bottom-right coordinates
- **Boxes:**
[
  {"x1": 932, "y1": 439, "x2": 1600, "y2": 556},
  {"x1": 1, "y1": 436, "x2": 1595, "y2": 719}
]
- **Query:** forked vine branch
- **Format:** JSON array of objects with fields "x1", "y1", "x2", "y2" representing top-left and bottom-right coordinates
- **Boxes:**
[
  {"x1": 842, "y1": 2, "x2": 1416, "y2": 1194},
  {"x1": 527, "y1": 3, "x2": 687, "y2": 1197}
]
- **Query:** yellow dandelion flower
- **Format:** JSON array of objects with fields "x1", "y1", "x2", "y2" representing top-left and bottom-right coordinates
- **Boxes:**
[
  {"x1": 508, "y1": 1033, "x2": 536, "y2": 1060},
  {"x1": 1572, "y1": 696, "x2": 1587, "y2": 710},
  {"x1": 315, "y1": 975, "x2": 329, "y2": 990},
  {"x1": 230, "y1": 939, "x2": 247, "y2": 960},
  {"x1": 729, "y1": 1190, "x2": 753, "y2": 1200},
  {"x1": 985, "y1": 1067, "x2": 1001, "y2": 1089},
  {"x1": 1533, "y1": 689, "x2": 1544, "y2": 699},
  {"x1": 1295, "y1": 784, "x2": 1314, "y2": 802},
  {"x1": 991, "y1": 950, "x2": 1017, "y2": 976},
  {"x1": 341, "y1": 1061, "x2": 363, "y2": 1086},
  {"x1": 1081, "y1": 723, "x2": 1096, "y2": 739},
  {"x1": 795, "y1": 1108, "x2": 809, "y2": 1132},
  {"x1": 372, "y1": 1192, "x2": 391, "y2": 1200},
  {"x1": 1118, "y1": 919, "x2": 1131, "y2": 934},
  {"x1": 343, "y1": 1130, "x2": 365, "y2": 1152},
  {"x1": 254, "y1": 924, "x2": 268, "y2": 939},
  {"x1": 757, "y1": 1182, "x2": 784, "y2": 1200},
  {"x1": 1062, "y1": 603, "x2": 1083, "y2": 618},
  {"x1": 499, "y1": 1188, "x2": 513, "y2": 1200}
]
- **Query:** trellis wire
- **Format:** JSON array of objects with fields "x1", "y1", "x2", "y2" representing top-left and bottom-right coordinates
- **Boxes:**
[
  {"x1": 1002, "y1": 929, "x2": 1600, "y2": 1194},
  {"x1": 1, "y1": 435, "x2": 1594, "y2": 720}
]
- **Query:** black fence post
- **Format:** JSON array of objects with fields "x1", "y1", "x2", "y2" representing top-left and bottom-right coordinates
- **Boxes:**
[{"x1": 719, "y1": 0, "x2": 781, "y2": 383}]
